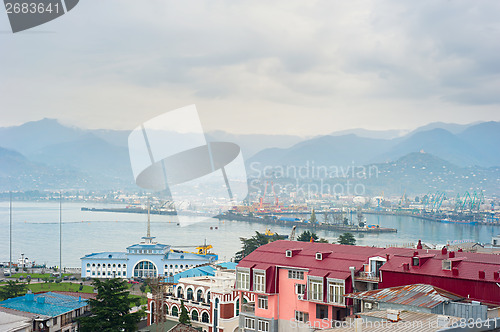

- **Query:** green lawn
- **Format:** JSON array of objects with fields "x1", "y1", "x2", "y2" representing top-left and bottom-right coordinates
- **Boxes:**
[
  {"x1": 27, "y1": 282, "x2": 94, "y2": 293},
  {"x1": 9, "y1": 273, "x2": 71, "y2": 279},
  {"x1": 130, "y1": 295, "x2": 148, "y2": 306}
]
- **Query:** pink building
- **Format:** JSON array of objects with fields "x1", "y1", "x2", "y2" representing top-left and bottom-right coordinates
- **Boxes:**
[
  {"x1": 235, "y1": 241, "x2": 386, "y2": 331},
  {"x1": 236, "y1": 240, "x2": 500, "y2": 332}
]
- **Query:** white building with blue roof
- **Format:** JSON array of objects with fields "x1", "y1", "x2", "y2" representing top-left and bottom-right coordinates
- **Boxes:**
[
  {"x1": 81, "y1": 236, "x2": 218, "y2": 279},
  {"x1": 0, "y1": 291, "x2": 89, "y2": 332}
]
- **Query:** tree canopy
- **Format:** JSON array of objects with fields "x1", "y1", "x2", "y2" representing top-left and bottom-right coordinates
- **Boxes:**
[
  {"x1": 235, "y1": 231, "x2": 282, "y2": 262},
  {"x1": 179, "y1": 300, "x2": 191, "y2": 325},
  {"x1": 0, "y1": 280, "x2": 27, "y2": 300},
  {"x1": 297, "y1": 230, "x2": 319, "y2": 242},
  {"x1": 338, "y1": 233, "x2": 356, "y2": 245},
  {"x1": 78, "y1": 278, "x2": 144, "y2": 332}
]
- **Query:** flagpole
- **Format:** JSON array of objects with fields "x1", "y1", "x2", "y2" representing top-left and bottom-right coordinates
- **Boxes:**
[{"x1": 9, "y1": 191, "x2": 12, "y2": 275}]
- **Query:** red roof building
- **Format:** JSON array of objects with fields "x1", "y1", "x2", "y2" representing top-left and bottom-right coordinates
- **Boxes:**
[{"x1": 235, "y1": 240, "x2": 500, "y2": 331}]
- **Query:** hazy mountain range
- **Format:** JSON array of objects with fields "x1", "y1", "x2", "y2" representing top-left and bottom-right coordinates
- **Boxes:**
[{"x1": 0, "y1": 119, "x2": 498, "y2": 195}]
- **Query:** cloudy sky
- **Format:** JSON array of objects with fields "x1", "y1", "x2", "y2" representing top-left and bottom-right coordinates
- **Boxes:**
[{"x1": 0, "y1": 1, "x2": 499, "y2": 135}]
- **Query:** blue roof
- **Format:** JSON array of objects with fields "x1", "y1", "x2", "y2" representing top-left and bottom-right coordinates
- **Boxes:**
[
  {"x1": 217, "y1": 262, "x2": 237, "y2": 270},
  {"x1": 170, "y1": 265, "x2": 216, "y2": 283},
  {"x1": 0, "y1": 292, "x2": 87, "y2": 317},
  {"x1": 81, "y1": 252, "x2": 128, "y2": 260},
  {"x1": 127, "y1": 243, "x2": 170, "y2": 250}
]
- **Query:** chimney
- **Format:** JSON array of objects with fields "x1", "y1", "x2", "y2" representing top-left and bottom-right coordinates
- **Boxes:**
[
  {"x1": 479, "y1": 270, "x2": 485, "y2": 279},
  {"x1": 417, "y1": 240, "x2": 423, "y2": 249},
  {"x1": 458, "y1": 248, "x2": 463, "y2": 252},
  {"x1": 386, "y1": 254, "x2": 390, "y2": 261},
  {"x1": 413, "y1": 251, "x2": 419, "y2": 257},
  {"x1": 449, "y1": 251, "x2": 455, "y2": 258},
  {"x1": 349, "y1": 266, "x2": 357, "y2": 292},
  {"x1": 441, "y1": 247, "x2": 447, "y2": 255},
  {"x1": 493, "y1": 271, "x2": 499, "y2": 280},
  {"x1": 452, "y1": 267, "x2": 459, "y2": 276}
]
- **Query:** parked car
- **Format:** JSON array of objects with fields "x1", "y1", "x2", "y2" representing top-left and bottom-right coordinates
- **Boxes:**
[
  {"x1": 128, "y1": 280, "x2": 140, "y2": 284},
  {"x1": 69, "y1": 276, "x2": 77, "y2": 281}
]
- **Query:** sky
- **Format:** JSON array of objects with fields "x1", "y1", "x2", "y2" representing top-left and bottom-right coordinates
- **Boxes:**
[{"x1": 0, "y1": 0, "x2": 499, "y2": 135}]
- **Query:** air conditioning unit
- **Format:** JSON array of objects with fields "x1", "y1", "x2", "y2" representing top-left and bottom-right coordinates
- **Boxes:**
[
  {"x1": 364, "y1": 302, "x2": 372, "y2": 309},
  {"x1": 297, "y1": 294, "x2": 304, "y2": 300}
]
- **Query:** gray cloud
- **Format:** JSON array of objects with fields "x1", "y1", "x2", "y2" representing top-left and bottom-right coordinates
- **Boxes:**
[{"x1": 0, "y1": 0, "x2": 498, "y2": 134}]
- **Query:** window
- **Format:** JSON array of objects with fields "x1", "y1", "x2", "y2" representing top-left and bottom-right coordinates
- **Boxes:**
[
  {"x1": 258, "y1": 320, "x2": 269, "y2": 332},
  {"x1": 258, "y1": 295, "x2": 268, "y2": 309},
  {"x1": 177, "y1": 287, "x2": 184, "y2": 298},
  {"x1": 295, "y1": 284, "x2": 306, "y2": 295},
  {"x1": 288, "y1": 270, "x2": 304, "y2": 280},
  {"x1": 254, "y1": 271, "x2": 265, "y2": 292},
  {"x1": 53, "y1": 317, "x2": 57, "y2": 325},
  {"x1": 191, "y1": 310, "x2": 199, "y2": 321},
  {"x1": 123, "y1": 264, "x2": 126, "y2": 268},
  {"x1": 412, "y1": 257, "x2": 419, "y2": 266},
  {"x1": 442, "y1": 260, "x2": 451, "y2": 270},
  {"x1": 86, "y1": 263, "x2": 90, "y2": 268},
  {"x1": 308, "y1": 278, "x2": 323, "y2": 301},
  {"x1": 197, "y1": 289, "x2": 203, "y2": 302},
  {"x1": 171, "y1": 306, "x2": 178, "y2": 316},
  {"x1": 164, "y1": 305, "x2": 169, "y2": 315},
  {"x1": 235, "y1": 299, "x2": 240, "y2": 316},
  {"x1": 202, "y1": 312, "x2": 209, "y2": 323},
  {"x1": 286, "y1": 250, "x2": 292, "y2": 257},
  {"x1": 316, "y1": 304, "x2": 328, "y2": 319},
  {"x1": 187, "y1": 288, "x2": 194, "y2": 300},
  {"x1": 237, "y1": 270, "x2": 250, "y2": 290},
  {"x1": 316, "y1": 253, "x2": 323, "y2": 260},
  {"x1": 245, "y1": 317, "x2": 255, "y2": 329},
  {"x1": 133, "y1": 261, "x2": 157, "y2": 278},
  {"x1": 328, "y1": 280, "x2": 345, "y2": 305},
  {"x1": 295, "y1": 311, "x2": 308, "y2": 322}
]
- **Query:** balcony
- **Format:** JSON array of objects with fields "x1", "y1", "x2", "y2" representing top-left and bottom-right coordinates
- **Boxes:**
[
  {"x1": 355, "y1": 271, "x2": 380, "y2": 282},
  {"x1": 241, "y1": 302, "x2": 255, "y2": 314}
]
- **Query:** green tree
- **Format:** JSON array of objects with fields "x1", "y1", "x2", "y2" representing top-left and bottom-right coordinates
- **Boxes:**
[
  {"x1": 310, "y1": 209, "x2": 317, "y2": 223},
  {"x1": 235, "y1": 231, "x2": 276, "y2": 262},
  {"x1": 139, "y1": 282, "x2": 147, "y2": 294},
  {"x1": 338, "y1": 233, "x2": 356, "y2": 245},
  {"x1": 297, "y1": 230, "x2": 319, "y2": 242},
  {"x1": 78, "y1": 278, "x2": 144, "y2": 332},
  {"x1": 317, "y1": 238, "x2": 329, "y2": 243},
  {"x1": 179, "y1": 300, "x2": 191, "y2": 325},
  {"x1": 0, "y1": 280, "x2": 27, "y2": 300}
]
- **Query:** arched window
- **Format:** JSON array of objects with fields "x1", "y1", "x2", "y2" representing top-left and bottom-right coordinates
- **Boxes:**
[
  {"x1": 150, "y1": 302, "x2": 155, "y2": 324},
  {"x1": 207, "y1": 291, "x2": 211, "y2": 303},
  {"x1": 187, "y1": 288, "x2": 194, "y2": 300},
  {"x1": 97, "y1": 264, "x2": 100, "y2": 267},
  {"x1": 113, "y1": 264, "x2": 116, "y2": 268},
  {"x1": 197, "y1": 289, "x2": 203, "y2": 302},
  {"x1": 180, "y1": 265, "x2": 184, "y2": 269},
  {"x1": 164, "y1": 304, "x2": 169, "y2": 316},
  {"x1": 177, "y1": 287, "x2": 184, "y2": 299},
  {"x1": 172, "y1": 306, "x2": 178, "y2": 317},
  {"x1": 133, "y1": 261, "x2": 157, "y2": 278},
  {"x1": 191, "y1": 310, "x2": 199, "y2": 321},
  {"x1": 92, "y1": 263, "x2": 95, "y2": 267},
  {"x1": 201, "y1": 312, "x2": 209, "y2": 323},
  {"x1": 236, "y1": 299, "x2": 240, "y2": 316},
  {"x1": 86, "y1": 263, "x2": 90, "y2": 267},
  {"x1": 118, "y1": 264, "x2": 121, "y2": 268},
  {"x1": 108, "y1": 264, "x2": 111, "y2": 267},
  {"x1": 123, "y1": 264, "x2": 126, "y2": 268}
]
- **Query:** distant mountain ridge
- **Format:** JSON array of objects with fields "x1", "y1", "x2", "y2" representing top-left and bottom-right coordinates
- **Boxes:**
[{"x1": 0, "y1": 119, "x2": 498, "y2": 193}]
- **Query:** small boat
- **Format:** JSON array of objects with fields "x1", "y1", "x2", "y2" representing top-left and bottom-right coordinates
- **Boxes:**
[{"x1": 264, "y1": 228, "x2": 288, "y2": 239}]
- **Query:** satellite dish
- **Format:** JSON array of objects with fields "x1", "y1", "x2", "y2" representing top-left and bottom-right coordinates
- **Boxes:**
[
  {"x1": 46, "y1": 321, "x2": 52, "y2": 327},
  {"x1": 39, "y1": 323, "x2": 44, "y2": 328}
]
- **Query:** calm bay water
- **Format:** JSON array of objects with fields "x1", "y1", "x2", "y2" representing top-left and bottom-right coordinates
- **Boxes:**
[{"x1": 0, "y1": 201, "x2": 498, "y2": 267}]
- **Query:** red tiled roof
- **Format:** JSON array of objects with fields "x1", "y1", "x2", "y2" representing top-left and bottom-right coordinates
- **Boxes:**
[
  {"x1": 380, "y1": 248, "x2": 500, "y2": 282},
  {"x1": 238, "y1": 240, "x2": 386, "y2": 277}
]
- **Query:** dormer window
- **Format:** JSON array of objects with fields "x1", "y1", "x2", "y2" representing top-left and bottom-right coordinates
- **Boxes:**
[
  {"x1": 316, "y1": 253, "x2": 323, "y2": 261},
  {"x1": 442, "y1": 260, "x2": 451, "y2": 271},
  {"x1": 286, "y1": 250, "x2": 292, "y2": 257},
  {"x1": 412, "y1": 257, "x2": 419, "y2": 266}
]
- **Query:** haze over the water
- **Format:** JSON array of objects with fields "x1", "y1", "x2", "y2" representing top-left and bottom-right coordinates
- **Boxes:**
[{"x1": 1, "y1": 1, "x2": 499, "y2": 135}]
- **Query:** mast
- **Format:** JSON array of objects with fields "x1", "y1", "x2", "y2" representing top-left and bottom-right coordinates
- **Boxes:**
[
  {"x1": 9, "y1": 191, "x2": 12, "y2": 275},
  {"x1": 147, "y1": 196, "x2": 151, "y2": 238}
]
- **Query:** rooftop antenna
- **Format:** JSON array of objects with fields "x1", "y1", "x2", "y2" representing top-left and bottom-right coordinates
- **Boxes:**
[{"x1": 9, "y1": 191, "x2": 12, "y2": 275}]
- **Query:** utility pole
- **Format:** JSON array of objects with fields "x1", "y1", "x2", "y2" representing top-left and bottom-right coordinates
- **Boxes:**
[
  {"x1": 59, "y1": 191, "x2": 62, "y2": 273},
  {"x1": 9, "y1": 191, "x2": 12, "y2": 275}
]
